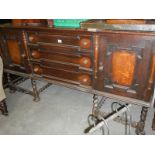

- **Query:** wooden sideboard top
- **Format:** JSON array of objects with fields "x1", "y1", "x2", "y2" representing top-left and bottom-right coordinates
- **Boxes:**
[{"x1": 2, "y1": 24, "x2": 155, "y2": 35}]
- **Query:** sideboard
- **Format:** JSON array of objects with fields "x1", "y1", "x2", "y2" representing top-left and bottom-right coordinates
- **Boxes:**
[{"x1": 0, "y1": 24, "x2": 155, "y2": 134}]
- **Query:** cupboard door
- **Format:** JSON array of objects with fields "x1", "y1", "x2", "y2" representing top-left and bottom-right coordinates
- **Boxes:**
[
  {"x1": 97, "y1": 34, "x2": 153, "y2": 100},
  {"x1": 1, "y1": 31, "x2": 27, "y2": 72}
]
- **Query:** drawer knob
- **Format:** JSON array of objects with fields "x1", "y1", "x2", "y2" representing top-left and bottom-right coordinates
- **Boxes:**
[
  {"x1": 33, "y1": 65, "x2": 42, "y2": 74},
  {"x1": 78, "y1": 75, "x2": 91, "y2": 85},
  {"x1": 29, "y1": 36, "x2": 34, "y2": 42},
  {"x1": 21, "y1": 54, "x2": 26, "y2": 59},
  {"x1": 32, "y1": 50, "x2": 40, "y2": 59},
  {"x1": 80, "y1": 38, "x2": 91, "y2": 49},
  {"x1": 79, "y1": 57, "x2": 91, "y2": 68},
  {"x1": 29, "y1": 35, "x2": 37, "y2": 43}
]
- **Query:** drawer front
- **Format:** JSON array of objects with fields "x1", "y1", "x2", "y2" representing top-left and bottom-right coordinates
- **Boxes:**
[
  {"x1": 32, "y1": 62, "x2": 92, "y2": 86},
  {"x1": 29, "y1": 45, "x2": 92, "y2": 69},
  {"x1": 28, "y1": 33, "x2": 92, "y2": 49}
]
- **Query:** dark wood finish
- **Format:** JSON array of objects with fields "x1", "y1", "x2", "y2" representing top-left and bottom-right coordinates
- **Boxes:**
[
  {"x1": 31, "y1": 79, "x2": 40, "y2": 102},
  {"x1": 0, "y1": 26, "x2": 154, "y2": 104},
  {"x1": 96, "y1": 33, "x2": 155, "y2": 102},
  {"x1": 105, "y1": 19, "x2": 146, "y2": 24},
  {"x1": 152, "y1": 113, "x2": 155, "y2": 130},
  {"x1": 0, "y1": 100, "x2": 8, "y2": 115},
  {"x1": 3, "y1": 72, "x2": 20, "y2": 88},
  {"x1": 144, "y1": 52, "x2": 155, "y2": 101},
  {"x1": 32, "y1": 62, "x2": 92, "y2": 86},
  {"x1": 0, "y1": 25, "x2": 155, "y2": 133},
  {"x1": 28, "y1": 32, "x2": 92, "y2": 49},
  {"x1": 0, "y1": 29, "x2": 29, "y2": 73},
  {"x1": 29, "y1": 45, "x2": 92, "y2": 68},
  {"x1": 12, "y1": 19, "x2": 47, "y2": 26},
  {"x1": 136, "y1": 106, "x2": 148, "y2": 134}
]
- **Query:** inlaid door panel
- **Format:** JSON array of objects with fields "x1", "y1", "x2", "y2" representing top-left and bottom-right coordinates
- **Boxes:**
[
  {"x1": 7, "y1": 40, "x2": 21, "y2": 65},
  {"x1": 97, "y1": 33, "x2": 154, "y2": 100},
  {"x1": 0, "y1": 30, "x2": 27, "y2": 72},
  {"x1": 111, "y1": 51, "x2": 136, "y2": 87}
]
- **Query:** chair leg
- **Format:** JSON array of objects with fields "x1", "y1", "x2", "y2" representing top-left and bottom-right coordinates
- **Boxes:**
[{"x1": 0, "y1": 100, "x2": 8, "y2": 116}]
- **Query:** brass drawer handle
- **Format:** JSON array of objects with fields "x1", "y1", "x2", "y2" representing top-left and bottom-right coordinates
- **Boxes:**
[
  {"x1": 31, "y1": 50, "x2": 41, "y2": 59},
  {"x1": 29, "y1": 36, "x2": 34, "y2": 42},
  {"x1": 21, "y1": 54, "x2": 26, "y2": 59},
  {"x1": 80, "y1": 38, "x2": 91, "y2": 49},
  {"x1": 29, "y1": 35, "x2": 38, "y2": 43},
  {"x1": 33, "y1": 65, "x2": 43, "y2": 74},
  {"x1": 79, "y1": 57, "x2": 91, "y2": 68},
  {"x1": 78, "y1": 75, "x2": 91, "y2": 85}
]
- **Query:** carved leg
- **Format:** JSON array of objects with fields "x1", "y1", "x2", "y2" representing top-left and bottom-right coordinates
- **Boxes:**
[
  {"x1": 0, "y1": 100, "x2": 8, "y2": 116},
  {"x1": 87, "y1": 95, "x2": 108, "y2": 134},
  {"x1": 31, "y1": 79, "x2": 40, "y2": 102},
  {"x1": 92, "y1": 95, "x2": 107, "y2": 116},
  {"x1": 6, "y1": 73, "x2": 16, "y2": 93},
  {"x1": 92, "y1": 94, "x2": 100, "y2": 116},
  {"x1": 135, "y1": 106, "x2": 148, "y2": 135},
  {"x1": 85, "y1": 95, "x2": 100, "y2": 134}
]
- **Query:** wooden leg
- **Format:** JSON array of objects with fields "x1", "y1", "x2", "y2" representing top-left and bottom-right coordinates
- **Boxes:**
[
  {"x1": 6, "y1": 73, "x2": 16, "y2": 93},
  {"x1": 92, "y1": 94, "x2": 99, "y2": 116},
  {"x1": 135, "y1": 106, "x2": 148, "y2": 135},
  {"x1": 31, "y1": 79, "x2": 40, "y2": 102},
  {"x1": 152, "y1": 112, "x2": 155, "y2": 130},
  {"x1": 152, "y1": 100, "x2": 155, "y2": 130},
  {"x1": 0, "y1": 100, "x2": 8, "y2": 115}
]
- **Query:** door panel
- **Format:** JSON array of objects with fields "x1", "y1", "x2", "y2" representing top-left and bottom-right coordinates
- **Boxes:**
[
  {"x1": 96, "y1": 33, "x2": 154, "y2": 100},
  {"x1": 111, "y1": 51, "x2": 136, "y2": 86},
  {"x1": 7, "y1": 40, "x2": 21, "y2": 65},
  {"x1": 1, "y1": 30, "x2": 27, "y2": 72}
]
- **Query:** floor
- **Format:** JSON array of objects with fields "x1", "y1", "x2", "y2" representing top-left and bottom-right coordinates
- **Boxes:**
[{"x1": 0, "y1": 80, "x2": 155, "y2": 135}]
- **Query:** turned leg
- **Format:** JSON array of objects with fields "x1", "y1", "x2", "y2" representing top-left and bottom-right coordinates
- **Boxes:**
[
  {"x1": 6, "y1": 73, "x2": 16, "y2": 93},
  {"x1": 85, "y1": 95, "x2": 100, "y2": 133},
  {"x1": 135, "y1": 106, "x2": 148, "y2": 135},
  {"x1": 31, "y1": 79, "x2": 40, "y2": 102},
  {"x1": 92, "y1": 94, "x2": 100, "y2": 116},
  {"x1": 0, "y1": 100, "x2": 8, "y2": 116},
  {"x1": 92, "y1": 95, "x2": 107, "y2": 116}
]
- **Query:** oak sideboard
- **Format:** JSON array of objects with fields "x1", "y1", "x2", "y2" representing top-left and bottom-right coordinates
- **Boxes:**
[{"x1": 0, "y1": 24, "x2": 155, "y2": 134}]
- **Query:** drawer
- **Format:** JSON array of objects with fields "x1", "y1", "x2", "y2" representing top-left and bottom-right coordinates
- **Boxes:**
[
  {"x1": 32, "y1": 63, "x2": 92, "y2": 86},
  {"x1": 29, "y1": 45, "x2": 92, "y2": 68},
  {"x1": 28, "y1": 33, "x2": 92, "y2": 49}
]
